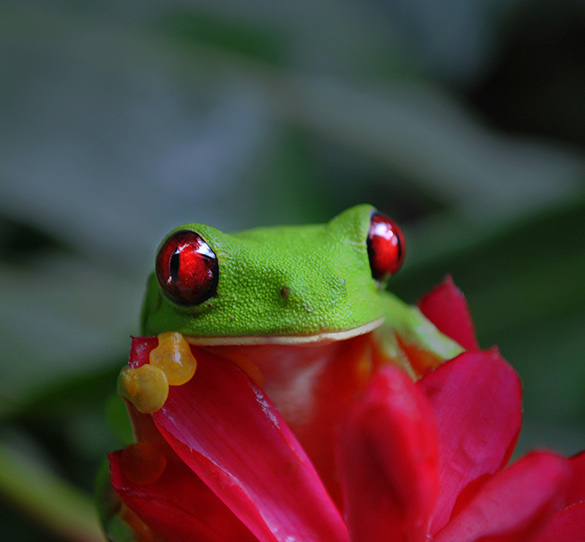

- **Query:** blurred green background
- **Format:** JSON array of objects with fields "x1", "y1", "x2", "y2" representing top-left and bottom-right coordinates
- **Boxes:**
[{"x1": 1, "y1": 1, "x2": 584, "y2": 540}]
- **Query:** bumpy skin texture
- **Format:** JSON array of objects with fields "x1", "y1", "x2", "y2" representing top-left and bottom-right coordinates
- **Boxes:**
[{"x1": 142, "y1": 205, "x2": 387, "y2": 338}]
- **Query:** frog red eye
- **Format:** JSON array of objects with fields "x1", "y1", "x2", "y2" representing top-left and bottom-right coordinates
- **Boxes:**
[
  {"x1": 156, "y1": 230, "x2": 219, "y2": 305},
  {"x1": 367, "y1": 212, "x2": 405, "y2": 281}
]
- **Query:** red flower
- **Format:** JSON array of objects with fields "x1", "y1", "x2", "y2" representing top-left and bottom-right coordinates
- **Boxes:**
[
  {"x1": 339, "y1": 355, "x2": 585, "y2": 542},
  {"x1": 106, "y1": 278, "x2": 585, "y2": 541}
]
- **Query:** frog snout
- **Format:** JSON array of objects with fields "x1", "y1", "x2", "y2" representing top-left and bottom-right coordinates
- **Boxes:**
[{"x1": 277, "y1": 274, "x2": 347, "y2": 309}]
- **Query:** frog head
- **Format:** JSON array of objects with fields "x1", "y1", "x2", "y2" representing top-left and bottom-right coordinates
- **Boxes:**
[{"x1": 141, "y1": 204, "x2": 405, "y2": 345}]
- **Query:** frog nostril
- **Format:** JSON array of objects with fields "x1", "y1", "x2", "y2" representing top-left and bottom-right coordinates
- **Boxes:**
[{"x1": 280, "y1": 286, "x2": 290, "y2": 300}]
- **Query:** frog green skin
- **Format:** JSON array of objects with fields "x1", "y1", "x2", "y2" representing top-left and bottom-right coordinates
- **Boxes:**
[{"x1": 141, "y1": 204, "x2": 461, "y2": 359}]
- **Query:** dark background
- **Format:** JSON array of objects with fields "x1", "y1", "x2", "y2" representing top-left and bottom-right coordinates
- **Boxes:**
[{"x1": 1, "y1": 1, "x2": 584, "y2": 540}]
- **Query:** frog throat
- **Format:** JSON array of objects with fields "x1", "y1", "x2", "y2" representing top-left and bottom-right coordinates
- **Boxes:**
[{"x1": 183, "y1": 318, "x2": 384, "y2": 346}]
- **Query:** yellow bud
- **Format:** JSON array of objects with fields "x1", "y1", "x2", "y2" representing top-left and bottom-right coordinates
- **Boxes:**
[
  {"x1": 118, "y1": 365, "x2": 169, "y2": 414},
  {"x1": 149, "y1": 331, "x2": 197, "y2": 386}
]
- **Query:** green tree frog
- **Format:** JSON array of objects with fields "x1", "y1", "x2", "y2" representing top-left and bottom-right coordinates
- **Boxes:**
[
  {"x1": 141, "y1": 204, "x2": 460, "y2": 350},
  {"x1": 105, "y1": 204, "x2": 465, "y2": 539},
  {"x1": 121, "y1": 204, "x2": 462, "y2": 418}
]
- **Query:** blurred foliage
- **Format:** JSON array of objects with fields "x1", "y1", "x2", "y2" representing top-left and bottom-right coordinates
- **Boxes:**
[{"x1": 1, "y1": 0, "x2": 584, "y2": 540}]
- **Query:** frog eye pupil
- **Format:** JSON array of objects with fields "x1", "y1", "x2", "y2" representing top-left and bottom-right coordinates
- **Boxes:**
[
  {"x1": 170, "y1": 252, "x2": 180, "y2": 283},
  {"x1": 367, "y1": 212, "x2": 405, "y2": 282},
  {"x1": 156, "y1": 230, "x2": 219, "y2": 305}
]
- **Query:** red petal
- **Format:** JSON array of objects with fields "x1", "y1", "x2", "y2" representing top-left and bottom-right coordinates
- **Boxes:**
[
  {"x1": 337, "y1": 366, "x2": 440, "y2": 542},
  {"x1": 418, "y1": 276, "x2": 479, "y2": 350},
  {"x1": 153, "y1": 347, "x2": 348, "y2": 542},
  {"x1": 418, "y1": 349, "x2": 523, "y2": 533},
  {"x1": 129, "y1": 335, "x2": 159, "y2": 368},
  {"x1": 213, "y1": 333, "x2": 380, "y2": 508},
  {"x1": 566, "y1": 451, "x2": 585, "y2": 506},
  {"x1": 109, "y1": 449, "x2": 258, "y2": 542},
  {"x1": 434, "y1": 451, "x2": 571, "y2": 542},
  {"x1": 532, "y1": 502, "x2": 585, "y2": 542}
]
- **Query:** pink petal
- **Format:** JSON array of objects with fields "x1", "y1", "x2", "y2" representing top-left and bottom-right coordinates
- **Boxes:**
[
  {"x1": 566, "y1": 451, "x2": 585, "y2": 506},
  {"x1": 434, "y1": 451, "x2": 571, "y2": 542},
  {"x1": 109, "y1": 448, "x2": 258, "y2": 542},
  {"x1": 152, "y1": 346, "x2": 348, "y2": 542},
  {"x1": 129, "y1": 335, "x2": 159, "y2": 368},
  {"x1": 418, "y1": 349, "x2": 523, "y2": 533},
  {"x1": 532, "y1": 502, "x2": 585, "y2": 542},
  {"x1": 418, "y1": 276, "x2": 479, "y2": 350},
  {"x1": 337, "y1": 366, "x2": 440, "y2": 542}
]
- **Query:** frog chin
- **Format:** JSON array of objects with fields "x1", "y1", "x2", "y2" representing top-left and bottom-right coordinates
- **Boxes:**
[{"x1": 184, "y1": 317, "x2": 384, "y2": 346}]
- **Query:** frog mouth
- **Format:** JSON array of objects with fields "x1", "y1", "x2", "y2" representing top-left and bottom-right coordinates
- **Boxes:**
[{"x1": 184, "y1": 318, "x2": 384, "y2": 346}]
